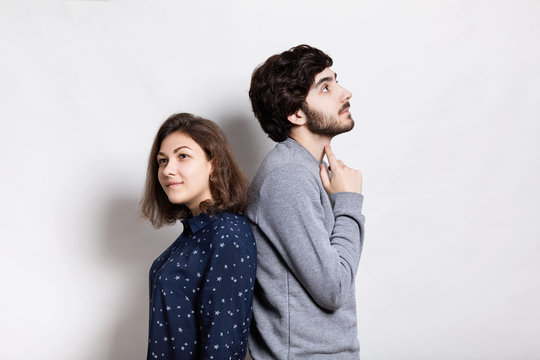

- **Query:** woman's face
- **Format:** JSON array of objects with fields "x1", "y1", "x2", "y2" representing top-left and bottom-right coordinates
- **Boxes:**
[{"x1": 157, "y1": 131, "x2": 213, "y2": 216}]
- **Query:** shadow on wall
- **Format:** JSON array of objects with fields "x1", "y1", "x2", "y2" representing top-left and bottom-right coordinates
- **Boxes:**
[
  {"x1": 99, "y1": 195, "x2": 180, "y2": 360},
  {"x1": 215, "y1": 111, "x2": 266, "y2": 360},
  {"x1": 219, "y1": 111, "x2": 274, "y2": 182}
]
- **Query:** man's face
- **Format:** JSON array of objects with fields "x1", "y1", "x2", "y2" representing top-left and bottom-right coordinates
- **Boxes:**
[{"x1": 302, "y1": 68, "x2": 354, "y2": 137}]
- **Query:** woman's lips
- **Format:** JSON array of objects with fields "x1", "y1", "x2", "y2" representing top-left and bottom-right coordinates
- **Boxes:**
[{"x1": 167, "y1": 182, "x2": 183, "y2": 187}]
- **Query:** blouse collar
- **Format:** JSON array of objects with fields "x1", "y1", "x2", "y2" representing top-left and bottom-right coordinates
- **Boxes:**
[{"x1": 181, "y1": 213, "x2": 217, "y2": 235}]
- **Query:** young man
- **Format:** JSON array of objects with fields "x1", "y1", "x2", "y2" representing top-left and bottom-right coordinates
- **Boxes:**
[{"x1": 246, "y1": 44, "x2": 365, "y2": 359}]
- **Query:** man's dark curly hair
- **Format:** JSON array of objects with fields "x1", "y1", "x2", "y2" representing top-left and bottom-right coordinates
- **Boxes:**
[{"x1": 249, "y1": 44, "x2": 333, "y2": 142}]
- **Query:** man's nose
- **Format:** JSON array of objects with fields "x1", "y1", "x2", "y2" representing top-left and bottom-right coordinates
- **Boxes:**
[{"x1": 340, "y1": 85, "x2": 352, "y2": 102}]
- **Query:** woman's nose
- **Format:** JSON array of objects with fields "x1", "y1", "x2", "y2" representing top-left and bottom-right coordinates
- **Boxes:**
[{"x1": 164, "y1": 161, "x2": 177, "y2": 175}]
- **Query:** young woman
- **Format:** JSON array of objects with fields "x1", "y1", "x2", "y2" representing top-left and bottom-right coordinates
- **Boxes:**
[{"x1": 140, "y1": 113, "x2": 256, "y2": 360}]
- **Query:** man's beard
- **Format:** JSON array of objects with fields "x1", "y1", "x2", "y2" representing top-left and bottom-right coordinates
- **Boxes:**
[{"x1": 303, "y1": 102, "x2": 354, "y2": 137}]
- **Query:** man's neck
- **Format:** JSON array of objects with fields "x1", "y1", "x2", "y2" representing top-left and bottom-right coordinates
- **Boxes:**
[{"x1": 289, "y1": 127, "x2": 332, "y2": 162}]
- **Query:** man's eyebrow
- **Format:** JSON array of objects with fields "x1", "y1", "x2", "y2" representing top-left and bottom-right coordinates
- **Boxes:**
[{"x1": 313, "y1": 73, "x2": 337, "y2": 89}]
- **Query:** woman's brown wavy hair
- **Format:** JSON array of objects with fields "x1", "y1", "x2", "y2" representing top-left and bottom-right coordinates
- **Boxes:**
[{"x1": 140, "y1": 113, "x2": 248, "y2": 228}]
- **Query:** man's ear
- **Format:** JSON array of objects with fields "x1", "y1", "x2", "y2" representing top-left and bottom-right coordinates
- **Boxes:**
[{"x1": 287, "y1": 109, "x2": 306, "y2": 126}]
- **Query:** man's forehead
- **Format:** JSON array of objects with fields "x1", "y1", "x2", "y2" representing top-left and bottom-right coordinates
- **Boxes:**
[{"x1": 312, "y1": 68, "x2": 336, "y2": 88}]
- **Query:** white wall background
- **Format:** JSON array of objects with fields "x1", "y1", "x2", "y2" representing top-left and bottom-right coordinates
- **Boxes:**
[{"x1": 1, "y1": 0, "x2": 539, "y2": 359}]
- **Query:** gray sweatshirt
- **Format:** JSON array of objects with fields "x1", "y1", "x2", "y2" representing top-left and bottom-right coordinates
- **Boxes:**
[{"x1": 246, "y1": 138, "x2": 365, "y2": 360}]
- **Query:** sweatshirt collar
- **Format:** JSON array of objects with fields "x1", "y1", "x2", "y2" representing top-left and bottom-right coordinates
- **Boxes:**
[{"x1": 284, "y1": 137, "x2": 324, "y2": 165}]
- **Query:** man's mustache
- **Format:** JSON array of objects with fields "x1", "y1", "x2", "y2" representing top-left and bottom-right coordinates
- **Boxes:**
[{"x1": 340, "y1": 102, "x2": 351, "y2": 113}]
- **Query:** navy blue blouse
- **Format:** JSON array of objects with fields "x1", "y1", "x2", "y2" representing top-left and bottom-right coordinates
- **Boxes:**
[{"x1": 147, "y1": 212, "x2": 257, "y2": 360}]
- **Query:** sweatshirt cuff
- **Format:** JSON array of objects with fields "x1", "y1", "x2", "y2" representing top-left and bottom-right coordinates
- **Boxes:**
[{"x1": 330, "y1": 192, "x2": 364, "y2": 219}]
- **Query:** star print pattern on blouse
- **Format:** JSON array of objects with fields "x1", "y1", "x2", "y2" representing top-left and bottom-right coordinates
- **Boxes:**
[{"x1": 148, "y1": 212, "x2": 257, "y2": 360}]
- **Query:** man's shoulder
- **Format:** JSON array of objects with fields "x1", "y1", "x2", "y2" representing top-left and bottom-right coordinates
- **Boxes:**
[
  {"x1": 247, "y1": 139, "x2": 325, "y2": 223},
  {"x1": 251, "y1": 152, "x2": 315, "y2": 193},
  {"x1": 258, "y1": 140, "x2": 295, "y2": 169},
  {"x1": 251, "y1": 139, "x2": 319, "y2": 187}
]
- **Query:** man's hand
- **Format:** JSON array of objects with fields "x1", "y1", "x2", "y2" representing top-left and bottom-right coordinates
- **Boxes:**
[{"x1": 319, "y1": 144, "x2": 363, "y2": 194}]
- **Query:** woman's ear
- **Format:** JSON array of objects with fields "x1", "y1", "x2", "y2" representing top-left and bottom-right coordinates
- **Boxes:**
[
  {"x1": 208, "y1": 159, "x2": 215, "y2": 177},
  {"x1": 287, "y1": 109, "x2": 306, "y2": 126}
]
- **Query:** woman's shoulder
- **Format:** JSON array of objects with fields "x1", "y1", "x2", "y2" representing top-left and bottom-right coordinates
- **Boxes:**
[
  {"x1": 204, "y1": 212, "x2": 255, "y2": 250},
  {"x1": 210, "y1": 212, "x2": 251, "y2": 230}
]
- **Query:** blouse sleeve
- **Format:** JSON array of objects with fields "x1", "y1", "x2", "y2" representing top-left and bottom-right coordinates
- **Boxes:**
[{"x1": 197, "y1": 216, "x2": 257, "y2": 359}]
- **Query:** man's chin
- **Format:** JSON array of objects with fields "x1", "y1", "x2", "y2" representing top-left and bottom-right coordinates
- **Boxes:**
[
  {"x1": 311, "y1": 122, "x2": 354, "y2": 137},
  {"x1": 341, "y1": 118, "x2": 355, "y2": 133}
]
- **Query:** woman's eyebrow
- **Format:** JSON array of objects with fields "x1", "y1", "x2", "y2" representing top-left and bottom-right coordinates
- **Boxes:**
[
  {"x1": 173, "y1": 146, "x2": 192, "y2": 153},
  {"x1": 157, "y1": 146, "x2": 192, "y2": 157}
]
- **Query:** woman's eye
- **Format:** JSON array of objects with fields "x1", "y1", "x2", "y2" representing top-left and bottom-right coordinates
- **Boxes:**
[
  {"x1": 322, "y1": 85, "x2": 329, "y2": 93},
  {"x1": 157, "y1": 158, "x2": 167, "y2": 165},
  {"x1": 179, "y1": 153, "x2": 189, "y2": 159}
]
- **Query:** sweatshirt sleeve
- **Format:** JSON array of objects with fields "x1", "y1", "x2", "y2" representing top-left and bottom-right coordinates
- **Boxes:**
[{"x1": 254, "y1": 164, "x2": 364, "y2": 311}]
